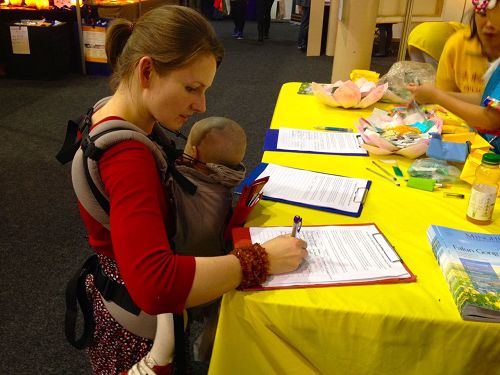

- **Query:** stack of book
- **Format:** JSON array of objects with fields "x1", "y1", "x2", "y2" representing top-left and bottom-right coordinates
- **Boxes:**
[{"x1": 427, "y1": 225, "x2": 500, "y2": 322}]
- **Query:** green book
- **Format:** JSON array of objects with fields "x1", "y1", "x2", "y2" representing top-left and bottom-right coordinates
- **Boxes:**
[{"x1": 427, "y1": 225, "x2": 500, "y2": 322}]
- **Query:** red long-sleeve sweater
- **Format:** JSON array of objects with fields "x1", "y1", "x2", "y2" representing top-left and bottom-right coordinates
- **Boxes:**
[{"x1": 78, "y1": 122, "x2": 196, "y2": 315}]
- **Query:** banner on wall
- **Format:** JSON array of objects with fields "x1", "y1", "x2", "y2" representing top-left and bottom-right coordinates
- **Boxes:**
[{"x1": 82, "y1": 26, "x2": 107, "y2": 63}]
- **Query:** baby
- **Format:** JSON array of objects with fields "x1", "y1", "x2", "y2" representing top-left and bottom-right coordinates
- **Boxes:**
[{"x1": 124, "y1": 117, "x2": 247, "y2": 375}]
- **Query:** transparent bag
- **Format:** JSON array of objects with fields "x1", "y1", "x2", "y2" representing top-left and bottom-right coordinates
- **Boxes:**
[
  {"x1": 407, "y1": 157, "x2": 461, "y2": 183},
  {"x1": 378, "y1": 61, "x2": 436, "y2": 103}
]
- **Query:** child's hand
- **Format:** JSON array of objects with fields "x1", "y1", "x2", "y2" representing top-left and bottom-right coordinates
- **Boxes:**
[
  {"x1": 407, "y1": 83, "x2": 441, "y2": 104},
  {"x1": 263, "y1": 235, "x2": 308, "y2": 275}
]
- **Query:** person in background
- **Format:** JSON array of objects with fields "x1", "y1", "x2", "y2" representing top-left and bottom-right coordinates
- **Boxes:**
[
  {"x1": 408, "y1": 0, "x2": 500, "y2": 153},
  {"x1": 408, "y1": 21, "x2": 466, "y2": 69},
  {"x1": 230, "y1": 0, "x2": 247, "y2": 39},
  {"x1": 255, "y1": 0, "x2": 275, "y2": 42},
  {"x1": 297, "y1": 0, "x2": 310, "y2": 52},
  {"x1": 69, "y1": 5, "x2": 308, "y2": 375},
  {"x1": 435, "y1": 7, "x2": 500, "y2": 93}
]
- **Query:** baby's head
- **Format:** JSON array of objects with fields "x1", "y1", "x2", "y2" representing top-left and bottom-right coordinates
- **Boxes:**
[{"x1": 184, "y1": 117, "x2": 247, "y2": 169}]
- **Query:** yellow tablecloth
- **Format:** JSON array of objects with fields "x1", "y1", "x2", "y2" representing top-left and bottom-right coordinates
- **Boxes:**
[{"x1": 208, "y1": 83, "x2": 500, "y2": 375}]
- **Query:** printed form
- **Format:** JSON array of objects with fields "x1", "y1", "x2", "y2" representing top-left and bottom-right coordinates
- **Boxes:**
[
  {"x1": 276, "y1": 128, "x2": 367, "y2": 155},
  {"x1": 255, "y1": 163, "x2": 368, "y2": 214},
  {"x1": 250, "y1": 224, "x2": 411, "y2": 288}
]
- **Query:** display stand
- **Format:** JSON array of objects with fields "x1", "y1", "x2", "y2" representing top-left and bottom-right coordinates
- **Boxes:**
[
  {"x1": 0, "y1": 7, "x2": 77, "y2": 78},
  {"x1": 0, "y1": 0, "x2": 180, "y2": 78},
  {"x1": 1, "y1": 21, "x2": 72, "y2": 79}
]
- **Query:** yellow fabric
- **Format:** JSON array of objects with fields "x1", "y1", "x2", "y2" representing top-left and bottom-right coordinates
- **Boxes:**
[
  {"x1": 349, "y1": 69, "x2": 379, "y2": 83},
  {"x1": 435, "y1": 27, "x2": 489, "y2": 93},
  {"x1": 209, "y1": 83, "x2": 500, "y2": 375},
  {"x1": 460, "y1": 149, "x2": 491, "y2": 185},
  {"x1": 408, "y1": 22, "x2": 465, "y2": 62},
  {"x1": 442, "y1": 132, "x2": 492, "y2": 151}
]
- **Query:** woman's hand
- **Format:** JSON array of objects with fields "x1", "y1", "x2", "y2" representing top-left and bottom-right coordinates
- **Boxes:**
[
  {"x1": 262, "y1": 235, "x2": 308, "y2": 275},
  {"x1": 406, "y1": 83, "x2": 441, "y2": 104}
]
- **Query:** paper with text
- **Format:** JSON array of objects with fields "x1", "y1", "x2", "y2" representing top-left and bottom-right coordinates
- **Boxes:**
[
  {"x1": 250, "y1": 224, "x2": 411, "y2": 288},
  {"x1": 10, "y1": 26, "x2": 30, "y2": 55},
  {"x1": 255, "y1": 163, "x2": 368, "y2": 214},
  {"x1": 276, "y1": 128, "x2": 367, "y2": 155}
]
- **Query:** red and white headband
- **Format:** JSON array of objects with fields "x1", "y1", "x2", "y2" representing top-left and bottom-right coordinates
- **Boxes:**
[{"x1": 473, "y1": 0, "x2": 497, "y2": 13}]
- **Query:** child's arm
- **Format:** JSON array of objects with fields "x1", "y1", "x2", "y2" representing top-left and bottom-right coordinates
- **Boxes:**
[
  {"x1": 408, "y1": 83, "x2": 500, "y2": 132},
  {"x1": 446, "y1": 91, "x2": 483, "y2": 105}
]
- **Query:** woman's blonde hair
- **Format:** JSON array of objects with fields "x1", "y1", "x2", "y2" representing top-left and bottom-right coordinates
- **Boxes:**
[{"x1": 105, "y1": 5, "x2": 224, "y2": 90}]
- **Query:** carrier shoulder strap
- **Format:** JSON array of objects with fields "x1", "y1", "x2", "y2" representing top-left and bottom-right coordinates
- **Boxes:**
[
  {"x1": 72, "y1": 119, "x2": 171, "y2": 229},
  {"x1": 72, "y1": 122, "x2": 191, "y2": 373},
  {"x1": 57, "y1": 98, "x2": 196, "y2": 229},
  {"x1": 56, "y1": 97, "x2": 110, "y2": 165},
  {"x1": 59, "y1": 102, "x2": 193, "y2": 372}
]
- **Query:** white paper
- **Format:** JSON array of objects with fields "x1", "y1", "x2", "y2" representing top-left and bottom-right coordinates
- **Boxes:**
[
  {"x1": 83, "y1": 26, "x2": 107, "y2": 63},
  {"x1": 256, "y1": 163, "x2": 368, "y2": 214},
  {"x1": 249, "y1": 224, "x2": 411, "y2": 288},
  {"x1": 10, "y1": 26, "x2": 30, "y2": 55},
  {"x1": 276, "y1": 128, "x2": 367, "y2": 155}
]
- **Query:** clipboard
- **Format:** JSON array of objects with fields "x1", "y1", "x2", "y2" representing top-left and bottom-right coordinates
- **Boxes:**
[
  {"x1": 263, "y1": 129, "x2": 368, "y2": 156},
  {"x1": 236, "y1": 163, "x2": 372, "y2": 218},
  {"x1": 224, "y1": 176, "x2": 270, "y2": 240},
  {"x1": 232, "y1": 224, "x2": 417, "y2": 291}
]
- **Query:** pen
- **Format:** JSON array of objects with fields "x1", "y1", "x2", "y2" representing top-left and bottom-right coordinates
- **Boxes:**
[
  {"x1": 372, "y1": 161, "x2": 397, "y2": 181},
  {"x1": 291, "y1": 215, "x2": 302, "y2": 237},
  {"x1": 366, "y1": 168, "x2": 401, "y2": 186},
  {"x1": 314, "y1": 126, "x2": 353, "y2": 133},
  {"x1": 444, "y1": 192, "x2": 465, "y2": 199}
]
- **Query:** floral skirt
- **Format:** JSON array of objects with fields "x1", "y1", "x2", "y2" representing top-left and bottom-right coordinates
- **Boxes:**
[{"x1": 85, "y1": 255, "x2": 152, "y2": 375}]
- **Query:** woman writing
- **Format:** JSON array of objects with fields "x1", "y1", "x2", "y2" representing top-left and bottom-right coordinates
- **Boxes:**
[{"x1": 69, "y1": 5, "x2": 307, "y2": 374}]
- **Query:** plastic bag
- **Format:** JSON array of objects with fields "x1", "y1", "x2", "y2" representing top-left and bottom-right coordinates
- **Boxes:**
[
  {"x1": 407, "y1": 158, "x2": 461, "y2": 183},
  {"x1": 378, "y1": 61, "x2": 436, "y2": 103}
]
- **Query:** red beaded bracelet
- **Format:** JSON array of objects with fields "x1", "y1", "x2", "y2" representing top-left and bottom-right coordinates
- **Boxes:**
[{"x1": 230, "y1": 243, "x2": 269, "y2": 290}]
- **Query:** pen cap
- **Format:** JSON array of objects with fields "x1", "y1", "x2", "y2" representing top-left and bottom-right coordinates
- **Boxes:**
[{"x1": 407, "y1": 177, "x2": 436, "y2": 192}]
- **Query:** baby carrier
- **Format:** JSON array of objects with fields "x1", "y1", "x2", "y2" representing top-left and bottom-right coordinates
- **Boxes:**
[{"x1": 56, "y1": 98, "x2": 198, "y2": 374}]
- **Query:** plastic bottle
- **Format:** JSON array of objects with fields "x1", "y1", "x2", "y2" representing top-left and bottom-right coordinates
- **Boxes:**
[{"x1": 466, "y1": 153, "x2": 500, "y2": 225}]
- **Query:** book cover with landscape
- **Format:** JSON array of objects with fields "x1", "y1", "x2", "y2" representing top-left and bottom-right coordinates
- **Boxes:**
[{"x1": 427, "y1": 225, "x2": 500, "y2": 322}]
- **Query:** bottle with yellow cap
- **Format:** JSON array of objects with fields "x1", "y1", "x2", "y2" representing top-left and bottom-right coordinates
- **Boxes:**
[{"x1": 466, "y1": 152, "x2": 500, "y2": 225}]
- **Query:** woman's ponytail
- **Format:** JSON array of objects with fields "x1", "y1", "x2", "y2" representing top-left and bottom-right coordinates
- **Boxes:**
[{"x1": 105, "y1": 19, "x2": 133, "y2": 86}]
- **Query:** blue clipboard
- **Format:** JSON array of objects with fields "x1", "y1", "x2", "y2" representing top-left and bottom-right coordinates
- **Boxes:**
[
  {"x1": 262, "y1": 129, "x2": 368, "y2": 156},
  {"x1": 236, "y1": 163, "x2": 371, "y2": 218}
]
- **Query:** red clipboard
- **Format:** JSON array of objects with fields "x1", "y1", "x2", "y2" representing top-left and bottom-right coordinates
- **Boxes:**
[
  {"x1": 223, "y1": 176, "x2": 270, "y2": 240},
  {"x1": 232, "y1": 224, "x2": 417, "y2": 291}
]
